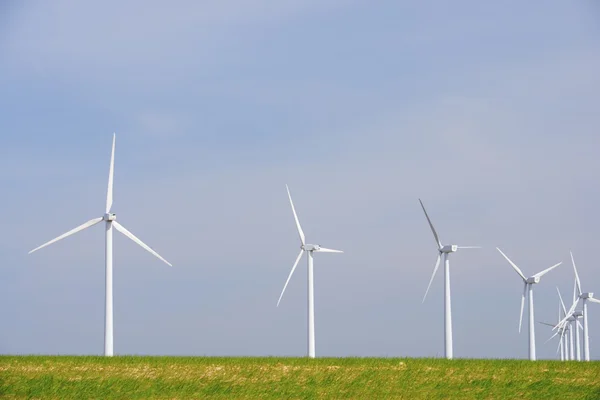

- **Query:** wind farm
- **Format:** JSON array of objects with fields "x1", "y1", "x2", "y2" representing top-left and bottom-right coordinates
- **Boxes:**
[{"x1": 3, "y1": 1, "x2": 600, "y2": 399}]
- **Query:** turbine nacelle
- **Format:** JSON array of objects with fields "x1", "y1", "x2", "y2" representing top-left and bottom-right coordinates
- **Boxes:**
[
  {"x1": 573, "y1": 310, "x2": 583, "y2": 318},
  {"x1": 302, "y1": 244, "x2": 320, "y2": 252},
  {"x1": 104, "y1": 213, "x2": 116, "y2": 221},
  {"x1": 581, "y1": 292, "x2": 594, "y2": 299},
  {"x1": 526, "y1": 276, "x2": 540, "y2": 284},
  {"x1": 440, "y1": 244, "x2": 458, "y2": 253}
]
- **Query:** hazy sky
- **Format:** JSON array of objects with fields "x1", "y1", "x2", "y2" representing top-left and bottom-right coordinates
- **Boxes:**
[{"x1": 1, "y1": 1, "x2": 599, "y2": 360}]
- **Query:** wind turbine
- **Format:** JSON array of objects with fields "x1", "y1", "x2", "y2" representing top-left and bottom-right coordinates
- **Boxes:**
[
  {"x1": 28, "y1": 134, "x2": 172, "y2": 356},
  {"x1": 419, "y1": 199, "x2": 480, "y2": 359},
  {"x1": 541, "y1": 322, "x2": 566, "y2": 361},
  {"x1": 555, "y1": 251, "x2": 600, "y2": 361},
  {"x1": 277, "y1": 185, "x2": 343, "y2": 358},
  {"x1": 496, "y1": 248, "x2": 561, "y2": 361},
  {"x1": 540, "y1": 290, "x2": 569, "y2": 361}
]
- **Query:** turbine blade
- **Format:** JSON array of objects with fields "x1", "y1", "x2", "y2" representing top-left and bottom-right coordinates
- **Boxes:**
[
  {"x1": 286, "y1": 185, "x2": 305, "y2": 246},
  {"x1": 112, "y1": 221, "x2": 172, "y2": 267},
  {"x1": 29, "y1": 217, "x2": 104, "y2": 254},
  {"x1": 277, "y1": 249, "x2": 304, "y2": 306},
  {"x1": 316, "y1": 247, "x2": 343, "y2": 253},
  {"x1": 545, "y1": 330, "x2": 559, "y2": 344},
  {"x1": 577, "y1": 320, "x2": 583, "y2": 330},
  {"x1": 422, "y1": 253, "x2": 441, "y2": 303},
  {"x1": 106, "y1": 133, "x2": 116, "y2": 213},
  {"x1": 570, "y1": 251, "x2": 582, "y2": 297},
  {"x1": 557, "y1": 287, "x2": 568, "y2": 316},
  {"x1": 538, "y1": 321, "x2": 556, "y2": 327},
  {"x1": 457, "y1": 246, "x2": 481, "y2": 249},
  {"x1": 532, "y1": 262, "x2": 562, "y2": 279},
  {"x1": 497, "y1": 248, "x2": 527, "y2": 281},
  {"x1": 572, "y1": 278, "x2": 577, "y2": 306},
  {"x1": 418, "y1": 199, "x2": 442, "y2": 249},
  {"x1": 519, "y1": 283, "x2": 526, "y2": 333},
  {"x1": 589, "y1": 297, "x2": 600, "y2": 304},
  {"x1": 558, "y1": 296, "x2": 562, "y2": 321}
]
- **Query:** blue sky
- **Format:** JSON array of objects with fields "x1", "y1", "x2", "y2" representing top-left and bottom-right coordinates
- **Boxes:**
[{"x1": 1, "y1": 1, "x2": 599, "y2": 359}]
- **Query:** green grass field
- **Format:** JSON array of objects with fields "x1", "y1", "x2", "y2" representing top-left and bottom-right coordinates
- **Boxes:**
[{"x1": 1, "y1": 356, "x2": 599, "y2": 399}]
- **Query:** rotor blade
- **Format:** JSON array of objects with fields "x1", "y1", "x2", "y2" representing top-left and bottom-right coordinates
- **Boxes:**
[
  {"x1": 538, "y1": 321, "x2": 556, "y2": 328},
  {"x1": 286, "y1": 185, "x2": 305, "y2": 246},
  {"x1": 496, "y1": 248, "x2": 527, "y2": 281},
  {"x1": 589, "y1": 297, "x2": 600, "y2": 304},
  {"x1": 422, "y1": 253, "x2": 441, "y2": 303},
  {"x1": 558, "y1": 296, "x2": 561, "y2": 321},
  {"x1": 532, "y1": 262, "x2": 562, "y2": 279},
  {"x1": 315, "y1": 247, "x2": 343, "y2": 253},
  {"x1": 418, "y1": 199, "x2": 442, "y2": 249},
  {"x1": 106, "y1": 133, "x2": 116, "y2": 213},
  {"x1": 457, "y1": 246, "x2": 482, "y2": 249},
  {"x1": 570, "y1": 251, "x2": 582, "y2": 297},
  {"x1": 577, "y1": 320, "x2": 583, "y2": 330},
  {"x1": 545, "y1": 330, "x2": 559, "y2": 344},
  {"x1": 29, "y1": 217, "x2": 103, "y2": 254},
  {"x1": 277, "y1": 249, "x2": 305, "y2": 307},
  {"x1": 557, "y1": 287, "x2": 568, "y2": 316},
  {"x1": 572, "y1": 278, "x2": 577, "y2": 306},
  {"x1": 112, "y1": 221, "x2": 172, "y2": 267},
  {"x1": 519, "y1": 282, "x2": 526, "y2": 333}
]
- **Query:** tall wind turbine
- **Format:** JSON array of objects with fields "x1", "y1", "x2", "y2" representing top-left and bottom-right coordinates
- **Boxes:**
[
  {"x1": 557, "y1": 251, "x2": 600, "y2": 361},
  {"x1": 419, "y1": 199, "x2": 480, "y2": 359},
  {"x1": 28, "y1": 134, "x2": 172, "y2": 356},
  {"x1": 277, "y1": 185, "x2": 343, "y2": 358},
  {"x1": 497, "y1": 248, "x2": 561, "y2": 361}
]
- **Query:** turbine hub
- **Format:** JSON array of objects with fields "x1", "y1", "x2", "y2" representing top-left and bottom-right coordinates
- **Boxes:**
[
  {"x1": 302, "y1": 244, "x2": 320, "y2": 251},
  {"x1": 104, "y1": 213, "x2": 116, "y2": 221},
  {"x1": 440, "y1": 245, "x2": 457, "y2": 253}
]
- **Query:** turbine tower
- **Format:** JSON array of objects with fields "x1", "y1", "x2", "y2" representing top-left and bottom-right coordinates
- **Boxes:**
[
  {"x1": 277, "y1": 185, "x2": 343, "y2": 358},
  {"x1": 497, "y1": 248, "x2": 561, "y2": 361},
  {"x1": 419, "y1": 199, "x2": 480, "y2": 359},
  {"x1": 29, "y1": 134, "x2": 172, "y2": 356}
]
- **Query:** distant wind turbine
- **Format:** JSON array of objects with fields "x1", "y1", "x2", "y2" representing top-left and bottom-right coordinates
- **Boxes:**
[
  {"x1": 419, "y1": 199, "x2": 480, "y2": 359},
  {"x1": 554, "y1": 252, "x2": 600, "y2": 361},
  {"x1": 28, "y1": 134, "x2": 172, "y2": 356},
  {"x1": 540, "y1": 289, "x2": 569, "y2": 361},
  {"x1": 277, "y1": 185, "x2": 343, "y2": 358},
  {"x1": 497, "y1": 248, "x2": 561, "y2": 361}
]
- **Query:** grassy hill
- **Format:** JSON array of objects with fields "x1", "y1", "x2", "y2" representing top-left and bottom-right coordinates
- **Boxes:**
[{"x1": 1, "y1": 356, "x2": 599, "y2": 399}]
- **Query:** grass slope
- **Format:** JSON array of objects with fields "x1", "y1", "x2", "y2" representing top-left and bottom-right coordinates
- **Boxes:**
[{"x1": 1, "y1": 356, "x2": 600, "y2": 399}]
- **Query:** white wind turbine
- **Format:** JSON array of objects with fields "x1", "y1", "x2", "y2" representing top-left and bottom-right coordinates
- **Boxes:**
[
  {"x1": 538, "y1": 286, "x2": 567, "y2": 361},
  {"x1": 28, "y1": 134, "x2": 172, "y2": 356},
  {"x1": 554, "y1": 251, "x2": 600, "y2": 361},
  {"x1": 554, "y1": 286, "x2": 583, "y2": 361},
  {"x1": 277, "y1": 185, "x2": 343, "y2": 358},
  {"x1": 496, "y1": 248, "x2": 561, "y2": 361},
  {"x1": 540, "y1": 296, "x2": 567, "y2": 361},
  {"x1": 419, "y1": 199, "x2": 480, "y2": 360}
]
